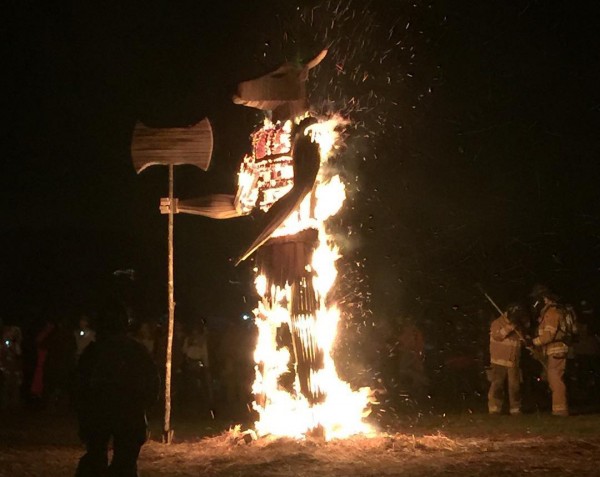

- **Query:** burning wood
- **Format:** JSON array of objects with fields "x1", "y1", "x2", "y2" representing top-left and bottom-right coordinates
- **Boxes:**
[{"x1": 229, "y1": 425, "x2": 258, "y2": 445}]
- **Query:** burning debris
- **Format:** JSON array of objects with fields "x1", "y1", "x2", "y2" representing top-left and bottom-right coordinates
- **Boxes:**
[{"x1": 229, "y1": 425, "x2": 258, "y2": 445}]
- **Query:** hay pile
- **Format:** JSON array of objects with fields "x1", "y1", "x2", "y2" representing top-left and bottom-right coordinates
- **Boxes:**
[
  {"x1": 141, "y1": 430, "x2": 471, "y2": 477},
  {"x1": 3, "y1": 414, "x2": 600, "y2": 477}
]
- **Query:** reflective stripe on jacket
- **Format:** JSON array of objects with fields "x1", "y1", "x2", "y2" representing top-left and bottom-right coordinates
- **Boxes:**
[
  {"x1": 490, "y1": 314, "x2": 521, "y2": 368},
  {"x1": 533, "y1": 304, "x2": 569, "y2": 356}
]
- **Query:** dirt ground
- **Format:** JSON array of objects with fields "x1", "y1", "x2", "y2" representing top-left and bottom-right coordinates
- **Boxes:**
[{"x1": 1, "y1": 412, "x2": 600, "y2": 477}]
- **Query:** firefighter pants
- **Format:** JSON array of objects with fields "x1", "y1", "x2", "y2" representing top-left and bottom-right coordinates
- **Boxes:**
[
  {"x1": 547, "y1": 354, "x2": 568, "y2": 416},
  {"x1": 488, "y1": 364, "x2": 521, "y2": 414}
]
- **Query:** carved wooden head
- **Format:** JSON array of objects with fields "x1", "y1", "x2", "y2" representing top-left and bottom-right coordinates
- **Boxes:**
[{"x1": 232, "y1": 50, "x2": 327, "y2": 114}]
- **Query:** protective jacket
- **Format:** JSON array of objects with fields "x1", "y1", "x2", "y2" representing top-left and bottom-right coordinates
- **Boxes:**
[
  {"x1": 533, "y1": 304, "x2": 569, "y2": 356},
  {"x1": 489, "y1": 314, "x2": 521, "y2": 368}
]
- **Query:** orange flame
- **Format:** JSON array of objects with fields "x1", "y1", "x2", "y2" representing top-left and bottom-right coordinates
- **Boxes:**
[{"x1": 245, "y1": 115, "x2": 374, "y2": 440}]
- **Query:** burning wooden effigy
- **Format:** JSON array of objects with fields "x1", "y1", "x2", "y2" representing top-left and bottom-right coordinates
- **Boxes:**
[{"x1": 133, "y1": 50, "x2": 373, "y2": 440}]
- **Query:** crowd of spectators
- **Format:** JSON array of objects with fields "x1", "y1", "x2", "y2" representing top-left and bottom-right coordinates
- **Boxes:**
[
  {"x1": 0, "y1": 312, "x2": 256, "y2": 420},
  {"x1": 2, "y1": 297, "x2": 599, "y2": 418}
]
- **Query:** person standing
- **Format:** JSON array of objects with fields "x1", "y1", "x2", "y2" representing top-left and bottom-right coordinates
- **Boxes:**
[
  {"x1": 182, "y1": 320, "x2": 212, "y2": 414},
  {"x1": 218, "y1": 319, "x2": 255, "y2": 416},
  {"x1": 30, "y1": 319, "x2": 55, "y2": 403},
  {"x1": 488, "y1": 304, "x2": 526, "y2": 415},
  {"x1": 134, "y1": 322, "x2": 155, "y2": 356},
  {"x1": 44, "y1": 316, "x2": 77, "y2": 411},
  {"x1": 574, "y1": 301, "x2": 600, "y2": 403},
  {"x1": 75, "y1": 300, "x2": 160, "y2": 477},
  {"x1": 0, "y1": 325, "x2": 23, "y2": 410},
  {"x1": 74, "y1": 314, "x2": 96, "y2": 359},
  {"x1": 531, "y1": 285, "x2": 569, "y2": 416}
]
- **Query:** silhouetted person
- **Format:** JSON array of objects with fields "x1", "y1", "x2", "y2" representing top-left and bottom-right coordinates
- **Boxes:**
[
  {"x1": 75, "y1": 314, "x2": 96, "y2": 359},
  {"x1": 44, "y1": 317, "x2": 76, "y2": 411},
  {"x1": 218, "y1": 319, "x2": 254, "y2": 416},
  {"x1": 182, "y1": 319, "x2": 212, "y2": 415},
  {"x1": 133, "y1": 322, "x2": 155, "y2": 356},
  {"x1": 572, "y1": 300, "x2": 600, "y2": 408},
  {"x1": 30, "y1": 319, "x2": 55, "y2": 403},
  {"x1": 0, "y1": 325, "x2": 23, "y2": 410},
  {"x1": 75, "y1": 301, "x2": 160, "y2": 477}
]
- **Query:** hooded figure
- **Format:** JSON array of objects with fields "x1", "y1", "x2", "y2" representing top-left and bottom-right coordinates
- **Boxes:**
[{"x1": 75, "y1": 300, "x2": 160, "y2": 477}]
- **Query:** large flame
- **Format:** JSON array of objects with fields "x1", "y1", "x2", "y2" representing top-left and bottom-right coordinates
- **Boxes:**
[{"x1": 243, "y1": 115, "x2": 374, "y2": 440}]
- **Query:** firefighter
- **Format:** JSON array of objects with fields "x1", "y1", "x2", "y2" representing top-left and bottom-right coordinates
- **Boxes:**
[
  {"x1": 530, "y1": 285, "x2": 569, "y2": 416},
  {"x1": 488, "y1": 303, "x2": 527, "y2": 415},
  {"x1": 75, "y1": 300, "x2": 160, "y2": 477}
]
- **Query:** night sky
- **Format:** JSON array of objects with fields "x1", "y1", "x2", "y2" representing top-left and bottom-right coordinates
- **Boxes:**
[{"x1": 4, "y1": 1, "x2": 600, "y2": 330}]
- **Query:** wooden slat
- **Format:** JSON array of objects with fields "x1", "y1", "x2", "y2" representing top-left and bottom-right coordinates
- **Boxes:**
[{"x1": 131, "y1": 118, "x2": 213, "y2": 173}]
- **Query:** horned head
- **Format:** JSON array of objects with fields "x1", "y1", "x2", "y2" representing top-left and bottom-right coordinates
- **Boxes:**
[{"x1": 232, "y1": 50, "x2": 327, "y2": 119}]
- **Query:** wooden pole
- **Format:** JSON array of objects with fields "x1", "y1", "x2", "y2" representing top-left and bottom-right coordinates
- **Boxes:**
[{"x1": 163, "y1": 164, "x2": 175, "y2": 444}]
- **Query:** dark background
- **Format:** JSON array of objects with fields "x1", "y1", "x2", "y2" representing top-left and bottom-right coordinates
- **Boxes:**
[{"x1": 3, "y1": 0, "x2": 600, "y2": 336}]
